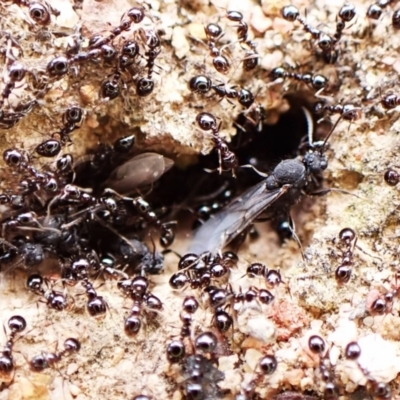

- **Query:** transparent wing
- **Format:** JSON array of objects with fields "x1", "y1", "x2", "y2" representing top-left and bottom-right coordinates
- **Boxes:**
[{"x1": 188, "y1": 181, "x2": 290, "y2": 255}]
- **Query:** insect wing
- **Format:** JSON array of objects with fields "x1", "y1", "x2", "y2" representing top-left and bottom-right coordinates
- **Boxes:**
[
  {"x1": 105, "y1": 152, "x2": 174, "y2": 194},
  {"x1": 188, "y1": 181, "x2": 289, "y2": 254}
]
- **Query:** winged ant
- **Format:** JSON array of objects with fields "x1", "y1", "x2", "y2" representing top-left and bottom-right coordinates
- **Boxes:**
[{"x1": 188, "y1": 109, "x2": 354, "y2": 255}]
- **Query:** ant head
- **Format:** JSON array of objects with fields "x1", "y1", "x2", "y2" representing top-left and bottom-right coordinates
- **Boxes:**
[{"x1": 303, "y1": 151, "x2": 328, "y2": 173}]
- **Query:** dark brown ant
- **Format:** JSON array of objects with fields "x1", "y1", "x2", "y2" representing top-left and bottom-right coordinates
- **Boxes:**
[
  {"x1": 238, "y1": 354, "x2": 278, "y2": 398},
  {"x1": 344, "y1": 342, "x2": 391, "y2": 399},
  {"x1": 188, "y1": 75, "x2": 254, "y2": 108},
  {"x1": 204, "y1": 23, "x2": 230, "y2": 74},
  {"x1": 225, "y1": 10, "x2": 258, "y2": 71},
  {"x1": 81, "y1": 277, "x2": 107, "y2": 318},
  {"x1": 46, "y1": 44, "x2": 120, "y2": 78},
  {"x1": 281, "y1": 4, "x2": 356, "y2": 63},
  {"x1": 29, "y1": 337, "x2": 80, "y2": 372},
  {"x1": 0, "y1": 62, "x2": 27, "y2": 109},
  {"x1": 270, "y1": 67, "x2": 328, "y2": 91},
  {"x1": 34, "y1": 106, "x2": 84, "y2": 157},
  {"x1": 88, "y1": 6, "x2": 146, "y2": 49},
  {"x1": 334, "y1": 228, "x2": 357, "y2": 284},
  {"x1": 166, "y1": 296, "x2": 199, "y2": 363},
  {"x1": 196, "y1": 112, "x2": 238, "y2": 174},
  {"x1": 314, "y1": 101, "x2": 361, "y2": 122},
  {"x1": 123, "y1": 276, "x2": 162, "y2": 336},
  {"x1": 245, "y1": 262, "x2": 283, "y2": 288},
  {"x1": 0, "y1": 315, "x2": 26, "y2": 383},
  {"x1": 307, "y1": 335, "x2": 339, "y2": 399},
  {"x1": 27, "y1": 274, "x2": 71, "y2": 311},
  {"x1": 134, "y1": 29, "x2": 161, "y2": 97}
]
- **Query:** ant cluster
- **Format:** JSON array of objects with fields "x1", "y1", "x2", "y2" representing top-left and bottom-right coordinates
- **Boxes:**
[{"x1": 1, "y1": 0, "x2": 400, "y2": 399}]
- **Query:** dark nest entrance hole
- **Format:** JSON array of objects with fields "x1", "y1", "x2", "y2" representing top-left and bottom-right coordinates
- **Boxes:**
[{"x1": 150, "y1": 92, "x2": 327, "y2": 251}]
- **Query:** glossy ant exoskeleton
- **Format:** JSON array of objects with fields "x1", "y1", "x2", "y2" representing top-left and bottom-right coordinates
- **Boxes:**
[
  {"x1": 88, "y1": 6, "x2": 146, "y2": 49},
  {"x1": 281, "y1": 4, "x2": 356, "y2": 63},
  {"x1": 27, "y1": 273, "x2": 71, "y2": 311},
  {"x1": 204, "y1": 23, "x2": 230, "y2": 74},
  {"x1": 135, "y1": 28, "x2": 161, "y2": 97},
  {"x1": 384, "y1": 168, "x2": 399, "y2": 186},
  {"x1": 196, "y1": 112, "x2": 238, "y2": 174},
  {"x1": 307, "y1": 335, "x2": 339, "y2": 399},
  {"x1": 189, "y1": 75, "x2": 254, "y2": 108},
  {"x1": 166, "y1": 296, "x2": 199, "y2": 363},
  {"x1": 226, "y1": 10, "x2": 258, "y2": 71},
  {"x1": 245, "y1": 262, "x2": 283, "y2": 288},
  {"x1": 131, "y1": 197, "x2": 175, "y2": 247},
  {"x1": 344, "y1": 341, "x2": 392, "y2": 399},
  {"x1": 46, "y1": 45, "x2": 119, "y2": 78},
  {"x1": 34, "y1": 105, "x2": 84, "y2": 157},
  {"x1": 270, "y1": 67, "x2": 328, "y2": 91},
  {"x1": 0, "y1": 62, "x2": 27, "y2": 110},
  {"x1": 334, "y1": 228, "x2": 357, "y2": 284},
  {"x1": 29, "y1": 337, "x2": 81, "y2": 372},
  {"x1": 380, "y1": 92, "x2": 400, "y2": 110},
  {"x1": 66, "y1": 257, "x2": 107, "y2": 318},
  {"x1": 168, "y1": 331, "x2": 223, "y2": 398},
  {"x1": 0, "y1": 315, "x2": 26, "y2": 382},
  {"x1": 314, "y1": 101, "x2": 361, "y2": 122},
  {"x1": 122, "y1": 276, "x2": 162, "y2": 336}
]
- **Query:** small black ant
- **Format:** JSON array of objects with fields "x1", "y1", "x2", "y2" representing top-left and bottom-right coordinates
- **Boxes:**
[
  {"x1": 0, "y1": 62, "x2": 27, "y2": 109},
  {"x1": 334, "y1": 228, "x2": 357, "y2": 284},
  {"x1": 0, "y1": 315, "x2": 26, "y2": 383},
  {"x1": 123, "y1": 276, "x2": 162, "y2": 336},
  {"x1": 314, "y1": 101, "x2": 361, "y2": 122},
  {"x1": 27, "y1": 274, "x2": 71, "y2": 311},
  {"x1": 270, "y1": 67, "x2": 328, "y2": 91},
  {"x1": 281, "y1": 4, "x2": 356, "y2": 63},
  {"x1": 344, "y1": 342, "x2": 392, "y2": 399},
  {"x1": 88, "y1": 6, "x2": 146, "y2": 49},
  {"x1": 189, "y1": 75, "x2": 254, "y2": 108},
  {"x1": 29, "y1": 337, "x2": 81, "y2": 372},
  {"x1": 225, "y1": 10, "x2": 258, "y2": 71},
  {"x1": 204, "y1": 23, "x2": 230, "y2": 74},
  {"x1": 196, "y1": 112, "x2": 238, "y2": 174},
  {"x1": 166, "y1": 296, "x2": 199, "y2": 363}
]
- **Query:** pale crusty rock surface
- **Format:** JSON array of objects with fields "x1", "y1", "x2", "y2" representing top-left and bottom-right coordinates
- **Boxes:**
[{"x1": 1, "y1": 0, "x2": 400, "y2": 399}]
